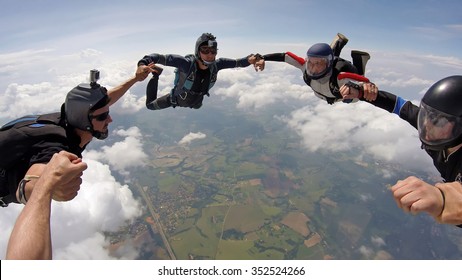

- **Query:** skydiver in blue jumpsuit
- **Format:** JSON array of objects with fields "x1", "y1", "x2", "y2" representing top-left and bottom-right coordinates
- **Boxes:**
[{"x1": 136, "y1": 33, "x2": 262, "y2": 110}]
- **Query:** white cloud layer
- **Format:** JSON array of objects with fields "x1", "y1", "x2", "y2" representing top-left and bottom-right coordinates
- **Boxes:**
[
  {"x1": 279, "y1": 101, "x2": 436, "y2": 174},
  {"x1": 0, "y1": 42, "x2": 460, "y2": 259},
  {"x1": 179, "y1": 132, "x2": 207, "y2": 145},
  {"x1": 84, "y1": 126, "x2": 148, "y2": 174},
  {"x1": 0, "y1": 159, "x2": 143, "y2": 259}
]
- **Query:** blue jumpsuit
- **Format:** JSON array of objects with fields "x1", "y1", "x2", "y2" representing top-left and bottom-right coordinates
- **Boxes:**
[{"x1": 138, "y1": 54, "x2": 251, "y2": 109}]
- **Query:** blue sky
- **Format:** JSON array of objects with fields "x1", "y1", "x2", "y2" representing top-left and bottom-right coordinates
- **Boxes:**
[
  {"x1": 1, "y1": 0, "x2": 462, "y2": 260},
  {"x1": 1, "y1": 0, "x2": 461, "y2": 98},
  {"x1": 1, "y1": 0, "x2": 461, "y2": 56}
]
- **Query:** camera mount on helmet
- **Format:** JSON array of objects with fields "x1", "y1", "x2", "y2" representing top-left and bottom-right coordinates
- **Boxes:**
[{"x1": 90, "y1": 69, "x2": 100, "y2": 89}]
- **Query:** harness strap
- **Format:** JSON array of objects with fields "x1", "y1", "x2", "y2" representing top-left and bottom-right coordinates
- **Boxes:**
[{"x1": 0, "y1": 195, "x2": 16, "y2": 207}]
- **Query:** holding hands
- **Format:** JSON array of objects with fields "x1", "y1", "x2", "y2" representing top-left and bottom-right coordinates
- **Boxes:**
[
  {"x1": 248, "y1": 54, "x2": 265, "y2": 71},
  {"x1": 340, "y1": 82, "x2": 378, "y2": 102},
  {"x1": 136, "y1": 62, "x2": 158, "y2": 81}
]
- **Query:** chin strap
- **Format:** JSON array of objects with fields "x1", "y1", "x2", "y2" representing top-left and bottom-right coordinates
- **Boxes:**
[
  {"x1": 91, "y1": 129, "x2": 108, "y2": 140},
  {"x1": 92, "y1": 131, "x2": 108, "y2": 140},
  {"x1": 201, "y1": 59, "x2": 215, "y2": 67}
]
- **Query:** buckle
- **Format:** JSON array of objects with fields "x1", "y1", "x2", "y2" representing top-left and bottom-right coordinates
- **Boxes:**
[{"x1": 0, "y1": 197, "x2": 9, "y2": 207}]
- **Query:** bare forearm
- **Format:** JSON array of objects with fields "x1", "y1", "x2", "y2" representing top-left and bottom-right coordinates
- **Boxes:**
[
  {"x1": 107, "y1": 76, "x2": 138, "y2": 106},
  {"x1": 6, "y1": 191, "x2": 53, "y2": 259}
]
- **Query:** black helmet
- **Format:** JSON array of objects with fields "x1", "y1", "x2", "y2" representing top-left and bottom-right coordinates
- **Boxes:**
[
  {"x1": 418, "y1": 75, "x2": 462, "y2": 150},
  {"x1": 305, "y1": 43, "x2": 334, "y2": 80},
  {"x1": 195, "y1": 33, "x2": 217, "y2": 66},
  {"x1": 64, "y1": 72, "x2": 109, "y2": 139}
]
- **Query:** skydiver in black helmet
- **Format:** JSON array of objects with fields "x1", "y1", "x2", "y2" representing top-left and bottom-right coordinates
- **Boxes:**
[
  {"x1": 136, "y1": 32, "x2": 263, "y2": 110},
  {"x1": 0, "y1": 68, "x2": 150, "y2": 207},
  {"x1": 342, "y1": 75, "x2": 462, "y2": 227}
]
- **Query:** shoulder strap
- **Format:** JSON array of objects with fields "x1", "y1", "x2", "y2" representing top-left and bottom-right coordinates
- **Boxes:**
[
  {"x1": 173, "y1": 55, "x2": 196, "y2": 91},
  {"x1": 328, "y1": 58, "x2": 348, "y2": 100},
  {"x1": 207, "y1": 62, "x2": 218, "y2": 92}
]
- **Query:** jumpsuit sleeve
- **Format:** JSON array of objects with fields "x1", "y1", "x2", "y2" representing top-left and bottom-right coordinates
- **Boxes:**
[
  {"x1": 138, "y1": 54, "x2": 194, "y2": 73},
  {"x1": 263, "y1": 52, "x2": 305, "y2": 71},
  {"x1": 215, "y1": 57, "x2": 251, "y2": 71},
  {"x1": 365, "y1": 90, "x2": 420, "y2": 129},
  {"x1": 262, "y1": 53, "x2": 286, "y2": 62}
]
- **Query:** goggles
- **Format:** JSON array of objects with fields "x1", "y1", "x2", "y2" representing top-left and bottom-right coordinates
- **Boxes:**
[
  {"x1": 305, "y1": 56, "x2": 330, "y2": 79},
  {"x1": 90, "y1": 111, "x2": 110, "y2": 121},
  {"x1": 199, "y1": 46, "x2": 217, "y2": 55},
  {"x1": 418, "y1": 102, "x2": 462, "y2": 150}
]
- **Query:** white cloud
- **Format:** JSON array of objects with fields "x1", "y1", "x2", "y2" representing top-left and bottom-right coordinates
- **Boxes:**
[
  {"x1": 0, "y1": 82, "x2": 64, "y2": 119},
  {"x1": 84, "y1": 126, "x2": 148, "y2": 173},
  {"x1": 358, "y1": 245, "x2": 374, "y2": 258},
  {"x1": 0, "y1": 159, "x2": 143, "y2": 260},
  {"x1": 179, "y1": 132, "x2": 207, "y2": 145},
  {"x1": 279, "y1": 101, "x2": 436, "y2": 174},
  {"x1": 371, "y1": 235, "x2": 386, "y2": 247},
  {"x1": 215, "y1": 64, "x2": 310, "y2": 110},
  {"x1": 50, "y1": 159, "x2": 143, "y2": 259}
]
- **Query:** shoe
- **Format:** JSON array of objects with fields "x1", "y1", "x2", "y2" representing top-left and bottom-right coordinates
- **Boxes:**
[
  {"x1": 336, "y1": 33, "x2": 349, "y2": 44},
  {"x1": 351, "y1": 50, "x2": 370, "y2": 76},
  {"x1": 330, "y1": 33, "x2": 349, "y2": 57}
]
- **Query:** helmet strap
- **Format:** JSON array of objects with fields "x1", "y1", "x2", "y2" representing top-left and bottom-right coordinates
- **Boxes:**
[{"x1": 91, "y1": 128, "x2": 108, "y2": 140}]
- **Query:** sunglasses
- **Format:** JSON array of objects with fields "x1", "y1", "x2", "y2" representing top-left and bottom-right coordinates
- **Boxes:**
[
  {"x1": 90, "y1": 111, "x2": 110, "y2": 121},
  {"x1": 199, "y1": 46, "x2": 217, "y2": 55}
]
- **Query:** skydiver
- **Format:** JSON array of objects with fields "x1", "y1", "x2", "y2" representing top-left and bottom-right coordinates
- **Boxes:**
[
  {"x1": 257, "y1": 33, "x2": 378, "y2": 104},
  {"x1": 136, "y1": 33, "x2": 262, "y2": 110},
  {"x1": 341, "y1": 76, "x2": 462, "y2": 227},
  {"x1": 0, "y1": 68, "x2": 150, "y2": 207}
]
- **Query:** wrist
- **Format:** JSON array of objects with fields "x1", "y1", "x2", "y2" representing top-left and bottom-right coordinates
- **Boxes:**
[
  {"x1": 247, "y1": 54, "x2": 254, "y2": 64},
  {"x1": 436, "y1": 186, "x2": 446, "y2": 217},
  {"x1": 434, "y1": 182, "x2": 462, "y2": 225},
  {"x1": 17, "y1": 175, "x2": 40, "y2": 204}
]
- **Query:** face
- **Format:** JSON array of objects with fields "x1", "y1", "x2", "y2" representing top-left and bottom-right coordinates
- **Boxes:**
[
  {"x1": 90, "y1": 105, "x2": 112, "y2": 135},
  {"x1": 199, "y1": 46, "x2": 217, "y2": 63},
  {"x1": 306, "y1": 57, "x2": 328, "y2": 76},
  {"x1": 423, "y1": 118, "x2": 455, "y2": 142}
]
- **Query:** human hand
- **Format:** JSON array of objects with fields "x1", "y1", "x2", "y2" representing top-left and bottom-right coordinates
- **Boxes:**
[
  {"x1": 248, "y1": 54, "x2": 265, "y2": 71},
  {"x1": 362, "y1": 82, "x2": 378, "y2": 101},
  {"x1": 390, "y1": 176, "x2": 444, "y2": 218},
  {"x1": 38, "y1": 151, "x2": 88, "y2": 201},
  {"x1": 254, "y1": 58, "x2": 265, "y2": 71},
  {"x1": 339, "y1": 84, "x2": 360, "y2": 100},
  {"x1": 135, "y1": 63, "x2": 156, "y2": 81}
]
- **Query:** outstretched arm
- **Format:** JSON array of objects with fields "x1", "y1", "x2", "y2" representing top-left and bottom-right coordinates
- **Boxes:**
[
  {"x1": 6, "y1": 151, "x2": 87, "y2": 259},
  {"x1": 339, "y1": 76, "x2": 420, "y2": 129},
  {"x1": 261, "y1": 52, "x2": 305, "y2": 71},
  {"x1": 107, "y1": 64, "x2": 153, "y2": 106}
]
